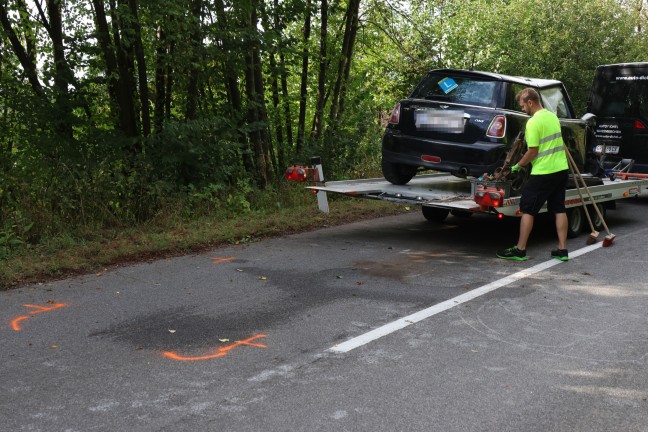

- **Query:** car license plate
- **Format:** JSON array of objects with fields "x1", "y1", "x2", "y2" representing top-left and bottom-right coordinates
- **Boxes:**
[
  {"x1": 415, "y1": 109, "x2": 464, "y2": 133},
  {"x1": 595, "y1": 145, "x2": 620, "y2": 154}
]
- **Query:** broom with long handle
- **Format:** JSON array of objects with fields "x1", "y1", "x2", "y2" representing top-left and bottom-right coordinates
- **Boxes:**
[
  {"x1": 563, "y1": 145, "x2": 616, "y2": 247},
  {"x1": 564, "y1": 153, "x2": 599, "y2": 245}
]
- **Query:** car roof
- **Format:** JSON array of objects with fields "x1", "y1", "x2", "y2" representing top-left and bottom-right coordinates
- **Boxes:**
[
  {"x1": 596, "y1": 62, "x2": 648, "y2": 69},
  {"x1": 431, "y1": 68, "x2": 563, "y2": 88}
]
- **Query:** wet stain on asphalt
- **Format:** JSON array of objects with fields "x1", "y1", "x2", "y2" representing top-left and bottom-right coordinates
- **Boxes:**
[
  {"x1": 89, "y1": 305, "x2": 278, "y2": 351},
  {"x1": 89, "y1": 264, "x2": 440, "y2": 351}
]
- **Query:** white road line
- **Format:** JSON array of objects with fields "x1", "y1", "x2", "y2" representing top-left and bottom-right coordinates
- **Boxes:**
[{"x1": 329, "y1": 242, "x2": 604, "y2": 353}]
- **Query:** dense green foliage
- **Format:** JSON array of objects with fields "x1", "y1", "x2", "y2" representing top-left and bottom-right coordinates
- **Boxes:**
[{"x1": 1, "y1": 0, "x2": 646, "y2": 259}]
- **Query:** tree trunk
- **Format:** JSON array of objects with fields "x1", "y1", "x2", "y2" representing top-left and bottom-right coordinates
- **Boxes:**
[
  {"x1": 185, "y1": 0, "x2": 203, "y2": 120},
  {"x1": 336, "y1": 0, "x2": 359, "y2": 121},
  {"x1": 279, "y1": 52, "x2": 293, "y2": 149},
  {"x1": 244, "y1": 51, "x2": 264, "y2": 187},
  {"x1": 108, "y1": 0, "x2": 138, "y2": 137},
  {"x1": 259, "y1": 0, "x2": 283, "y2": 169},
  {"x1": 296, "y1": 0, "x2": 311, "y2": 155},
  {"x1": 44, "y1": 0, "x2": 70, "y2": 95},
  {"x1": 243, "y1": 0, "x2": 269, "y2": 187},
  {"x1": 45, "y1": 0, "x2": 74, "y2": 139},
  {"x1": 214, "y1": 0, "x2": 242, "y2": 116},
  {"x1": 637, "y1": 0, "x2": 644, "y2": 32},
  {"x1": 268, "y1": 52, "x2": 284, "y2": 169},
  {"x1": 128, "y1": 0, "x2": 151, "y2": 136},
  {"x1": 312, "y1": 0, "x2": 327, "y2": 141},
  {"x1": 274, "y1": 0, "x2": 292, "y2": 150},
  {"x1": 165, "y1": 41, "x2": 174, "y2": 121},
  {"x1": 91, "y1": 0, "x2": 120, "y2": 124},
  {"x1": 252, "y1": 32, "x2": 274, "y2": 181},
  {"x1": 215, "y1": 0, "x2": 254, "y2": 174},
  {"x1": 153, "y1": 24, "x2": 167, "y2": 132},
  {"x1": 328, "y1": 0, "x2": 360, "y2": 125}
]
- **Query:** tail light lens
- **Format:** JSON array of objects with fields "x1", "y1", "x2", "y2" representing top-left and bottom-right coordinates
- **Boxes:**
[
  {"x1": 486, "y1": 115, "x2": 506, "y2": 138},
  {"x1": 421, "y1": 155, "x2": 441, "y2": 163},
  {"x1": 474, "y1": 186, "x2": 504, "y2": 208},
  {"x1": 488, "y1": 191, "x2": 503, "y2": 207},
  {"x1": 634, "y1": 119, "x2": 647, "y2": 130},
  {"x1": 284, "y1": 166, "x2": 308, "y2": 182},
  {"x1": 389, "y1": 103, "x2": 401, "y2": 124}
]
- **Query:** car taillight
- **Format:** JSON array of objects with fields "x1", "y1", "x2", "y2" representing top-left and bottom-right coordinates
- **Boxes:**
[
  {"x1": 421, "y1": 155, "x2": 441, "y2": 163},
  {"x1": 634, "y1": 119, "x2": 647, "y2": 130},
  {"x1": 486, "y1": 115, "x2": 506, "y2": 138},
  {"x1": 389, "y1": 103, "x2": 401, "y2": 124}
]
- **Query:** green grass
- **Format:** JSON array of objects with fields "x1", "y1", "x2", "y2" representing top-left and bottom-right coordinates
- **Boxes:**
[{"x1": 0, "y1": 194, "x2": 414, "y2": 290}]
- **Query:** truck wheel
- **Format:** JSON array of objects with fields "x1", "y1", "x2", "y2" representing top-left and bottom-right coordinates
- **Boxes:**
[
  {"x1": 382, "y1": 159, "x2": 417, "y2": 185},
  {"x1": 566, "y1": 206, "x2": 584, "y2": 238},
  {"x1": 450, "y1": 209, "x2": 473, "y2": 218},
  {"x1": 588, "y1": 204, "x2": 606, "y2": 232},
  {"x1": 422, "y1": 206, "x2": 449, "y2": 222}
]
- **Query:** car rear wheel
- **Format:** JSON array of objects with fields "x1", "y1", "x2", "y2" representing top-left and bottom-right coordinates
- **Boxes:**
[
  {"x1": 422, "y1": 206, "x2": 449, "y2": 222},
  {"x1": 382, "y1": 159, "x2": 418, "y2": 185}
]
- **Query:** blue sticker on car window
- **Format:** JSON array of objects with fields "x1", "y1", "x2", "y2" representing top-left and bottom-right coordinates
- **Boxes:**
[{"x1": 438, "y1": 77, "x2": 458, "y2": 94}]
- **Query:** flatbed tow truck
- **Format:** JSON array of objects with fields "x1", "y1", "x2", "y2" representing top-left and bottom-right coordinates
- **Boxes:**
[{"x1": 286, "y1": 157, "x2": 648, "y2": 238}]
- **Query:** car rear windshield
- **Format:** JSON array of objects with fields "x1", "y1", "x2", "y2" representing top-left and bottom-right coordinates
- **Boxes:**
[
  {"x1": 410, "y1": 73, "x2": 499, "y2": 108},
  {"x1": 590, "y1": 70, "x2": 648, "y2": 119}
]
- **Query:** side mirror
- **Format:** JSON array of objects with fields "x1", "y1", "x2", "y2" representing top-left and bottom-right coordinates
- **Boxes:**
[{"x1": 581, "y1": 113, "x2": 597, "y2": 127}]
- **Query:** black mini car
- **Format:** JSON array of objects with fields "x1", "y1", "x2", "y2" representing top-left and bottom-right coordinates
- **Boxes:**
[{"x1": 382, "y1": 69, "x2": 590, "y2": 184}]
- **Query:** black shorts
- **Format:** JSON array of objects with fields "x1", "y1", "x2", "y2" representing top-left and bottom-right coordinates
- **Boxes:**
[{"x1": 519, "y1": 170, "x2": 568, "y2": 216}]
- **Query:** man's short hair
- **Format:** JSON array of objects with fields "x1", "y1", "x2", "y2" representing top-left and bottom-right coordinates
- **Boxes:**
[{"x1": 516, "y1": 88, "x2": 541, "y2": 104}]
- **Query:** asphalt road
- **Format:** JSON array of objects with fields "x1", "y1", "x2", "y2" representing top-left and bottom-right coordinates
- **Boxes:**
[{"x1": 2, "y1": 193, "x2": 648, "y2": 432}]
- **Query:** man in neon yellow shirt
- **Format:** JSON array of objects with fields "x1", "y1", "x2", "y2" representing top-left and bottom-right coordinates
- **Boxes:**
[{"x1": 497, "y1": 88, "x2": 569, "y2": 261}]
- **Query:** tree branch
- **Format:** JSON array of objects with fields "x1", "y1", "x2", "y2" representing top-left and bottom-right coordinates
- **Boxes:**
[{"x1": 32, "y1": 0, "x2": 52, "y2": 35}]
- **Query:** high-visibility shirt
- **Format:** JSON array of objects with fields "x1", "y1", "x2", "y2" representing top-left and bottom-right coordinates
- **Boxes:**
[{"x1": 525, "y1": 108, "x2": 568, "y2": 175}]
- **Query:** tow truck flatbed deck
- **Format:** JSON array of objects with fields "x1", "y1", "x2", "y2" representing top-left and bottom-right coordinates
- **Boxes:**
[{"x1": 308, "y1": 173, "x2": 648, "y2": 217}]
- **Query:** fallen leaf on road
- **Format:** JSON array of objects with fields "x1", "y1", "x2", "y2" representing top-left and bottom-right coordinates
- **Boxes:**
[
  {"x1": 168, "y1": 329, "x2": 176, "y2": 334},
  {"x1": 219, "y1": 339, "x2": 230, "y2": 343}
]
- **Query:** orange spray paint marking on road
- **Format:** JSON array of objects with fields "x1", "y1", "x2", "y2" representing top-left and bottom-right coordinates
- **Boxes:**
[
  {"x1": 212, "y1": 257, "x2": 235, "y2": 264},
  {"x1": 163, "y1": 334, "x2": 268, "y2": 361},
  {"x1": 10, "y1": 303, "x2": 67, "y2": 331}
]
